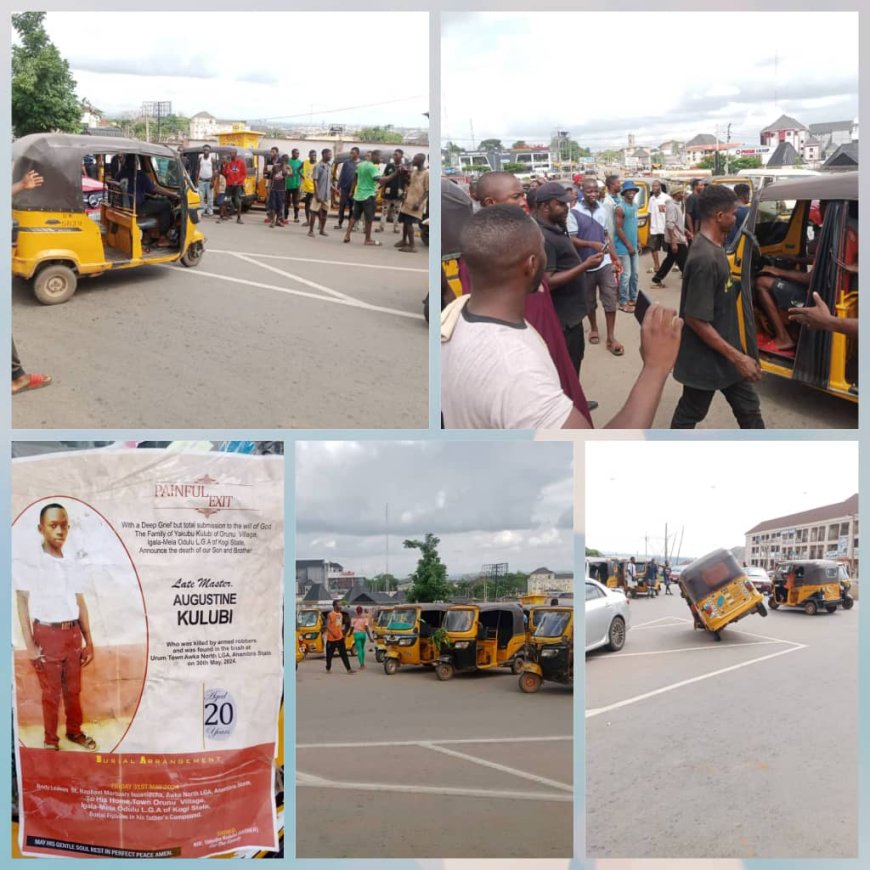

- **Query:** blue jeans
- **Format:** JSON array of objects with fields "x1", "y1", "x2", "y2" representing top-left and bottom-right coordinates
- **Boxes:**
[
  {"x1": 197, "y1": 179, "x2": 214, "y2": 214},
  {"x1": 617, "y1": 251, "x2": 639, "y2": 305}
]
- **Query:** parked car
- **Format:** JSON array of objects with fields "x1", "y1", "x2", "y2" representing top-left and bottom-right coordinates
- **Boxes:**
[
  {"x1": 585, "y1": 578, "x2": 630, "y2": 653},
  {"x1": 745, "y1": 564, "x2": 772, "y2": 595}
]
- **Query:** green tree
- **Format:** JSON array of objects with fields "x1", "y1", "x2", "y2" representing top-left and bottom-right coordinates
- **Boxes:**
[
  {"x1": 444, "y1": 141, "x2": 463, "y2": 154},
  {"x1": 370, "y1": 572, "x2": 398, "y2": 592},
  {"x1": 511, "y1": 140, "x2": 528, "y2": 149},
  {"x1": 586, "y1": 547, "x2": 602, "y2": 556},
  {"x1": 403, "y1": 534, "x2": 452, "y2": 603},
  {"x1": 12, "y1": 12, "x2": 81, "y2": 137},
  {"x1": 597, "y1": 149, "x2": 622, "y2": 165},
  {"x1": 358, "y1": 125, "x2": 404, "y2": 144},
  {"x1": 479, "y1": 138, "x2": 503, "y2": 152},
  {"x1": 502, "y1": 162, "x2": 527, "y2": 173},
  {"x1": 697, "y1": 154, "x2": 761, "y2": 175}
]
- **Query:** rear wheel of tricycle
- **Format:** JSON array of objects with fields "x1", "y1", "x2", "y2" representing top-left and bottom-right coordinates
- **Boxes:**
[
  {"x1": 804, "y1": 600, "x2": 818, "y2": 616},
  {"x1": 181, "y1": 241, "x2": 204, "y2": 267},
  {"x1": 383, "y1": 657, "x2": 398, "y2": 675},
  {"x1": 842, "y1": 596, "x2": 854, "y2": 610},
  {"x1": 34, "y1": 264, "x2": 77, "y2": 305},
  {"x1": 435, "y1": 662, "x2": 454, "y2": 681},
  {"x1": 519, "y1": 672, "x2": 542, "y2": 694},
  {"x1": 375, "y1": 649, "x2": 385, "y2": 664},
  {"x1": 825, "y1": 604, "x2": 838, "y2": 613},
  {"x1": 511, "y1": 657, "x2": 525, "y2": 675},
  {"x1": 713, "y1": 630, "x2": 722, "y2": 642},
  {"x1": 756, "y1": 602, "x2": 768, "y2": 617}
]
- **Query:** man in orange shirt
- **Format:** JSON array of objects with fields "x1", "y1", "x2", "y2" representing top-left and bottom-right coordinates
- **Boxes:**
[{"x1": 324, "y1": 600, "x2": 355, "y2": 674}]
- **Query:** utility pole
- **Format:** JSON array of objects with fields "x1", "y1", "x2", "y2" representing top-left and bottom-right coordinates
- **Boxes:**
[
  {"x1": 664, "y1": 522, "x2": 668, "y2": 565},
  {"x1": 470, "y1": 119, "x2": 476, "y2": 151},
  {"x1": 385, "y1": 503, "x2": 389, "y2": 588},
  {"x1": 725, "y1": 123, "x2": 732, "y2": 174}
]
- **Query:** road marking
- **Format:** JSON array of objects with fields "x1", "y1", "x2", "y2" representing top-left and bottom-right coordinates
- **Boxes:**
[
  {"x1": 210, "y1": 248, "x2": 427, "y2": 274},
  {"x1": 297, "y1": 735, "x2": 571, "y2": 750},
  {"x1": 605, "y1": 640, "x2": 787, "y2": 658},
  {"x1": 296, "y1": 771, "x2": 330, "y2": 785},
  {"x1": 629, "y1": 617, "x2": 691, "y2": 630},
  {"x1": 171, "y1": 266, "x2": 424, "y2": 321},
  {"x1": 295, "y1": 778, "x2": 572, "y2": 802},
  {"x1": 420, "y1": 742, "x2": 573, "y2": 793},
  {"x1": 586, "y1": 642, "x2": 807, "y2": 719},
  {"x1": 230, "y1": 251, "x2": 362, "y2": 305}
]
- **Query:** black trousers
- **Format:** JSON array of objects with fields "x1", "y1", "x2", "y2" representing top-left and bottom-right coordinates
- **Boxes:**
[
  {"x1": 325, "y1": 639, "x2": 352, "y2": 671},
  {"x1": 671, "y1": 381, "x2": 765, "y2": 429},
  {"x1": 337, "y1": 189, "x2": 354, "y2": 225},
  {"x1": 654, "y1": 243, "x2": 688, "y2": 282},
  {"x1": 563, "y1": 322, "x2": 586, "y2": 374}
]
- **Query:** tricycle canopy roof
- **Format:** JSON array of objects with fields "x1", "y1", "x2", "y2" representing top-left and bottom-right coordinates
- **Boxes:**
[
  {"x1": 679, "y1": 548, "x2": 746, "y2": 603},
  {"x1": 760, "y1": 171, "x2": 857, "y2": 202}
]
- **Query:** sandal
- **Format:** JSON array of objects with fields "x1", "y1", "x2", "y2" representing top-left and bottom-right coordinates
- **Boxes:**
[
  {"x1": 607, "y1": 340, "x2": 625, "y2": 356},
  {"x1": 43, "y1": 742, "x2": 59, "y2": 751},
  {"x1": 364, "y1": 240, "x2": 382, "y2": 246},
  {"x1": 588, "y1": 331, "x2": 600, "y2": 345},
  {"x1": 66, "y1": 732, "x2": 97, "y2": 751},
  {"x1": 12, "y1": 373, "x2": 52, "y2": 395},
  {"x1": 618, "y1": 304, "x2": 632, "y2": 313}
]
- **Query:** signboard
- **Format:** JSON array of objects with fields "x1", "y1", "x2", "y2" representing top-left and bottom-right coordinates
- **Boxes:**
[
  {"x1": 12, "y1": 449, "x2": 283, "y2": 859},
  {"x1": 838, "y1": 535, "x2": 850, "y2": 556}
]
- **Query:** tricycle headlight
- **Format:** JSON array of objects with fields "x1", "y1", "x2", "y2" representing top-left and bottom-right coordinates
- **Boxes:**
[
  {"x1": 541, "y1": 648, "x2": 559, "y2": 658},
  {"x1": 304, "y1": 632, "x2": 318, "y2": 639},
  {"x1": 398, "y1": 637, "x2": 415, "y2": 646},
  {"x1": 454, "y1": 641, "x2": 470, "y2": 649}
]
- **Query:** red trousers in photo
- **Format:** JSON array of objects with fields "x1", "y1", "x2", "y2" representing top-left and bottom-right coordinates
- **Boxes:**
[{"x1": 32, "y1": 622, "x2": 84, "y2": 745}]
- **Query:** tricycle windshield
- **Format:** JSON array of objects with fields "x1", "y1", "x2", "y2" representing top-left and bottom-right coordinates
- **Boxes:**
[
  {"x1": 444, "y1": 609, "x2": 475, "y2": 632},
  {"x1": 387, "y1": 608, "x2": 417, "y2": 629},
  {"x1": 297, "y1": 610, "x2": 319, "y2": 627},
  {"x1": 534, "y1": 611, "x2": 571, "y2": 638},
  {"x1": 375, "y1": 610, "x2": 394, "y2": 627}
]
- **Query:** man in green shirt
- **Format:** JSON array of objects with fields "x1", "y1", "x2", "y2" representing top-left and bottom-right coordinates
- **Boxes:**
[
  {"x1": 343, "y1": 150, "x2": 392, "y2": 246},
  {"x1": 284, "y1": 148, "x2": 303, "y2": 223}
]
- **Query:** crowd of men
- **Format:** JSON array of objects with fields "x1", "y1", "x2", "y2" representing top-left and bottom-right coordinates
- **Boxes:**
[
  {"x1": 441, "y1": 169, "x2": 848, "y2": 430},
  {"x1": 185, "y1": 145, "x2": 429, "y2": 253}
]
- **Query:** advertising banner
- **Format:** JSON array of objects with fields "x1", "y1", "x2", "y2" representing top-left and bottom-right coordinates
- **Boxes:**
[{"x1": 12, "y1": 449, "x2": 284, "y2": 859}]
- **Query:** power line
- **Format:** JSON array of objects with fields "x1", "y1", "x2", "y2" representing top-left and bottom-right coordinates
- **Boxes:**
[{"x1": 247, "y1": 95, "x2": 427, "y2": 123}]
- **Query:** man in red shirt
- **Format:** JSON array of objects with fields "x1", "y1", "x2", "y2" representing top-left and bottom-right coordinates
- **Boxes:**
[{"x1": 219, "y1": 148, "x2": 246, "y2": 224}]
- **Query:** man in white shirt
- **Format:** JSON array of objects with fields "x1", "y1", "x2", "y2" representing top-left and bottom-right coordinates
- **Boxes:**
[
  {"x1": 647, "y1": 180, "x2": 672, "y2": 274},
  {"x1": 441, "y1": 205, "x2": 683, "y2": 429},
  {"x1": 15, "y1": 503, "x2": 96, "y2": 751},
  {"x1": 196, "y1": 145, "x2": 217, "y2": 216}
]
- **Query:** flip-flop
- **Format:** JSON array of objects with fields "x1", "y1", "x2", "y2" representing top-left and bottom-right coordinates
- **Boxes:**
[
  {"x1": 13, "y1": 373, "x2": 52, "y2": 395},
  {"x1": 588, "y1": 332, "x2": 600, "y2": 344},
  {"x1": 66, "y1": 732, "x2": 97, "y2": 751},
  {"x1": 618, "y1": 304, "x2": 632, "y2": 313},
  {"x1": 607, "y1": 341, "x2": 625, "y2": 356},
  {"x1": 364, "y1": 240, "x2": 382, "y2": 246}
]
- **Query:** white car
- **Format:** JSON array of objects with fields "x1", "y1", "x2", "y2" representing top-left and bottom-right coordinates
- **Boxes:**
[{"x1": 585, "y1": 578, "x2": 630, "y2": 653}]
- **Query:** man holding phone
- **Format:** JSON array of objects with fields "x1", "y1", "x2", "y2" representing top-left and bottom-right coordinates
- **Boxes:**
[{"x1": 670, "y1": 185, "x2": 765, "y2": 428}]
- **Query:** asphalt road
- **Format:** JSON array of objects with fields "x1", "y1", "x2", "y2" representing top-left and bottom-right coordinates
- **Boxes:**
[
  {"x1": 586, "y1": 591, "x2": 858, "y2": 859},
  {"x1": 296, "y1": 653, "x2": 572, "y2": 859},
  {"x1": 580, "y1": 250, "x2": 858, "y2": 429},
  {"x1": 13, "y1": 214, "x2": 428, "y2": 429}
]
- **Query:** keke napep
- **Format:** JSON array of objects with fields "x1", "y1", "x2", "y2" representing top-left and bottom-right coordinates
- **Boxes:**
[
  {"x1": 12, "y1": 133, "x2": 206, "y2": 304},
  {"x1": 769, "y1": 559, "x2": 854, "y2": 614}
]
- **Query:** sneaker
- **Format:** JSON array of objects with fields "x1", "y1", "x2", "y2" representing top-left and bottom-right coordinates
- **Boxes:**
[
  {"x1": 587, "y1": 400, "x2": 599, "y2": 411},
  {"x1": 651, "y1": 277, "x2": 664, "y2": 287}
]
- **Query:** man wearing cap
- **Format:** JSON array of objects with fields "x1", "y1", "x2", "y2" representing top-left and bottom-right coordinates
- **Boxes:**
[
  {"x1": 533, "y1": 181, "x2": 604, "y2": 376},
  {"x1": 614, "y1": 180, "x2": 641, "y2": 312},
  {"x1": 652, "y1": 186, "x2": 688, "y2": 287}
]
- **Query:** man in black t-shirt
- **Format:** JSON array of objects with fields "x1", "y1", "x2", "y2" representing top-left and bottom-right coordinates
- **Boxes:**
[
  {"x1": 533, "y1": 182, "x2": 603, "y2": 376},
  {"x1": 684, "y1": 178, "x2": 707, "y2": 241},
  {"x1": 671, "y1": 185, "x2": 765, "y2": 429},
  {"x1": 378, "y1": 148, "x2": 405, "y2": 233}
]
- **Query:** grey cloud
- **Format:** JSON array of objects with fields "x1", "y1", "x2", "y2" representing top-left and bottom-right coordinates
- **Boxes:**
[{"x1": 68, "y1": 54, "x2": 219, "y2": 80}]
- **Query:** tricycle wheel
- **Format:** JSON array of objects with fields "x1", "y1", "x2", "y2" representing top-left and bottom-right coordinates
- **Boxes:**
[
  {"x1": 713, "y1": 630, "x2": 722, "y2": 642},
  {"x1": 825, "y1": 604, "x2": 838, "y2": 613},
  {"x1": 383, "y1": 657, "x2": 398, "y2": 675},
  {"x1": 34, "y1": 264, "x2": 77, "y2": 305},
  {"x1": 181, "y1": 241, "x2": 204, "y2": 267},
  {"x1": 511, "y1": 657, "x2": 525, "y2": 675},
  {"x1": 519, "y1": 672, "x2": 542, "y2": 694},
  {"x1": 375, "y1": 649, "x2": 385, "y2": 664},
  {"x1": 842, "y1": 596, "x2": 854, "y2": 610},
  {"x1": 756, "y1": 602, "x2": 768, "y2": 618},
  {"x1": 804, "y1": 600, "x2": 818, "y2": 616},
  {"x1": 768, "y1": 596, "x2": 779, "y2": 610},
  {"x1": 435, "y1": 662, "x2": 454, "y2": 681}
]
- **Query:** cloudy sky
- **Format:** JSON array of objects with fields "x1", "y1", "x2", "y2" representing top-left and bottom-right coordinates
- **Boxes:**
[
  {"x1": 442, "y1": 11, "x2": 858, "y2": 150},
  {"x1": 585, "y1": 441, "x2": 858, "y2": 560},
  {"x1": 296, "y1": 441, "x2": 573, "y2": 578},
  {"x1": 26, "y1": 12, "x2": 428, "y2": 126}
]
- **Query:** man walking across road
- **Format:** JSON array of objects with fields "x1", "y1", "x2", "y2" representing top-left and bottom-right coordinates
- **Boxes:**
[
  {"x1": 324, "y1": 600, "x2": 355, "y2": 674},
  {"x1": 652, "y1": 185, "x2": 688, "y2": 287},
  {"x1": 671, "y1": 184, "x2": 765, "y2": 428},
  {"x1": 647, "y1": 180, "x2": 671, "y2": 274}
]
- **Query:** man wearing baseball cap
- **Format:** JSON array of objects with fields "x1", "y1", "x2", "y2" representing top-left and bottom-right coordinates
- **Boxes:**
[
  {"x1": 614, "y1": 179, "x2": 642, "y2": 312},
  {"x1": 533, "y1": 181, "x2": 604, "y2": 381}
]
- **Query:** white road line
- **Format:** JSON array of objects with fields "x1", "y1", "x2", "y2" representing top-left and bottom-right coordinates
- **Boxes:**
[
  {"x1": 629, "y1": 618, "x2": 692, "y2": 631},
  {"x1": 230, "y1": 251, "x2": 362, "y2": 305},
  {"x1": 296, "y1": 771, "x2": 330, "y2": 785},
  {"x1": 171, "y1": 266, "x2": 424, "y2": 321},
  {"x1": 419, "y1": 742, "x2": 573, "y2": 793},
  {"x1": 297, "y1": 736, "x2": 571, "y2": 750},
  {"x1": 586, "y1": 642, "x2": 807, "y2": 719},
  {"x1": 210, "y1": 248, "x2": 427, "y2": 274},
  {"x1": 605, "y1": 640, "x2": 787, "y2": 658},
  {"x1": 295, "y1": 779, "x2": 572, "y2": 802}
]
